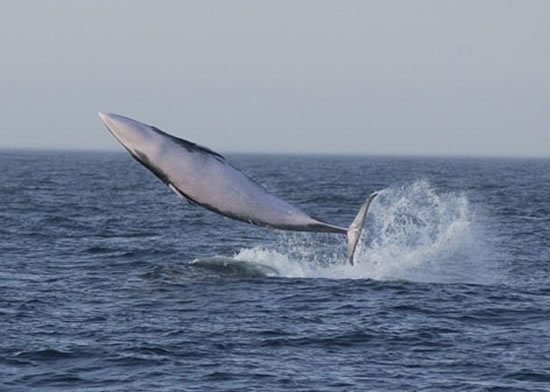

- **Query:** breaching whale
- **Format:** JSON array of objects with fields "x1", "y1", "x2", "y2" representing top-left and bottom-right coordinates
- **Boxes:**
[{"x1": 99, "y1": 113, "x2": 377, "y2": 265}]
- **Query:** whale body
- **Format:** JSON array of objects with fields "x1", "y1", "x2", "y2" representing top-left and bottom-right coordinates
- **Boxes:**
[{"x1": 99, "y1": 112, "x2": 376, "y2": 265}]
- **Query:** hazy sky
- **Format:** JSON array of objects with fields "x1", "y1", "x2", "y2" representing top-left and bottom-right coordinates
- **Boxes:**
[{"x1": 1, "y1": 1, "x2": 549, "y2": 156}]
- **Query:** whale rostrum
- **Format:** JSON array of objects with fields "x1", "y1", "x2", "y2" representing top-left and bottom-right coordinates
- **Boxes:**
[{"x1": 99, "y1": 112, "x2": 377, "y2": 265}]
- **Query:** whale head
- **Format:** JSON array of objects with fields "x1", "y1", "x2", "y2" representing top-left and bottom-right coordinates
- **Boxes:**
[
  {"x1": 99, "y1": 112, "x2": 173, "y2": 182},
  {"x1": 99, "y1": 112, "x2": 159, "y2": 156}
]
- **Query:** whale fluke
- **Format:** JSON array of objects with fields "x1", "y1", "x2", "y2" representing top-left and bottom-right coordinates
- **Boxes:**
[{"x1": 346, "y1": 192, "x2": 378, "y2": 265}]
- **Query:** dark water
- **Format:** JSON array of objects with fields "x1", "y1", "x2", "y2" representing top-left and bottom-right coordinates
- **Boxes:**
[{"x1": 1, "y1": 150, "x2": 550, "y2": 391}]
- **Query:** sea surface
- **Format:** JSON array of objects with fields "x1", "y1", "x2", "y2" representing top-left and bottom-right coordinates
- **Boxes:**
[{"x1": 1, "y1": 150, "x2": 549, "y2": 391}]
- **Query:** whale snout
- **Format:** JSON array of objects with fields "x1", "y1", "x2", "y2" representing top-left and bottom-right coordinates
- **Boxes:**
[
  {"x1": 98, "y1": 112, "x2": 125, "y2": 132},
  {"x1": 98, "y1": 111, "x2": 110, "y2": 123},
  {"x1": 99, "y1": 112, "x2": 158, "y2": 156}
]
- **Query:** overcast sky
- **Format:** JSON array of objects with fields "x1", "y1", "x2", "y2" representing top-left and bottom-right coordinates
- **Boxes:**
[{"x1": 1, "y1": 1, "x2": 549, "y2": 156}]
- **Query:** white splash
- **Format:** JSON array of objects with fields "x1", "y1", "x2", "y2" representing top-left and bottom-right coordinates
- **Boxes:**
[{"x1": 232, "y1": 180, "x2": 496, "y2": 284}]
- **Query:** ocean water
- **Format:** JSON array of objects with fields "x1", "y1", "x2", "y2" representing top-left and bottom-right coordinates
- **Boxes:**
[{"x1": 1, "y1": 150, "x2": 549, "y2": 391}]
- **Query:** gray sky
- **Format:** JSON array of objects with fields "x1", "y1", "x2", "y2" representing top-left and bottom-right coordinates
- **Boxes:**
[{"x1": 1, "y1": 1, "x2": 549, "y2": 156}]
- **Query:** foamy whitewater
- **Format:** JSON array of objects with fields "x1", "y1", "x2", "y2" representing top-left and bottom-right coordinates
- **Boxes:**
[
  {"x1": 2, "y1": 151, "x2": 549, "y2": 391},
  {"x1": 219, "y1": 180, "x2": 493, "y2": 284}
]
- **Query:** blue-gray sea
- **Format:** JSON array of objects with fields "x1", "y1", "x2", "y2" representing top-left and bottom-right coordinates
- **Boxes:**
[{"x1": 1, "y1": 150, "x2": 550, "y2": 391}]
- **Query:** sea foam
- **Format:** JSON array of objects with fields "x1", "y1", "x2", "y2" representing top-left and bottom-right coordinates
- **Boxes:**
[{"x1": 232, "y1": 180, "x2": 496, "y2": 284}]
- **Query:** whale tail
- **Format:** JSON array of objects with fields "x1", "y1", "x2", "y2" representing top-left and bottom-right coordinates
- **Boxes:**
[{"x1": 347, "y1": 192, "x2": 378, "y2": 266}]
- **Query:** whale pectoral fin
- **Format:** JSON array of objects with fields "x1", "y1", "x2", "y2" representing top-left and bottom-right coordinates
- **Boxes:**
[
  {"x1": 347, "y1": 191, "x2": 378, "y2": 266},
  {"x1": 168, "y1": 183, "x2": 199, "y2": 206}
]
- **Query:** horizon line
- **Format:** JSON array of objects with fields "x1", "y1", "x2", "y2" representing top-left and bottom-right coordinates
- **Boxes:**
[{"x1": 1, "y1": 146, "x2": 549, "y2": 160}]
